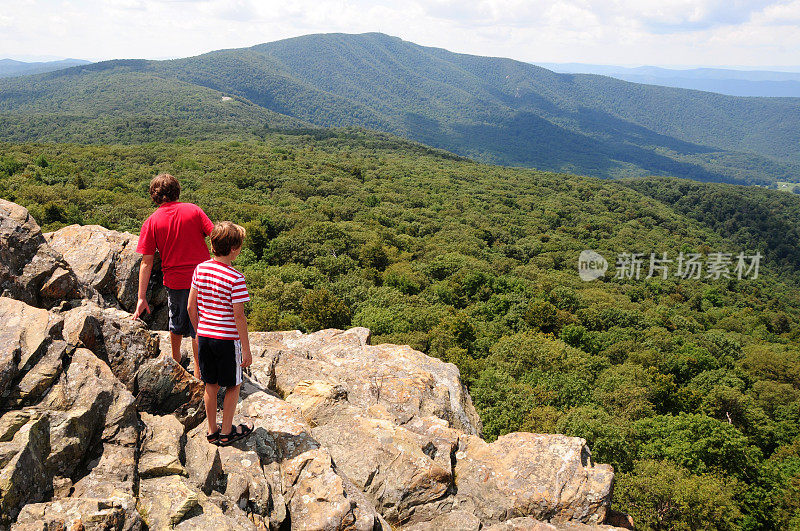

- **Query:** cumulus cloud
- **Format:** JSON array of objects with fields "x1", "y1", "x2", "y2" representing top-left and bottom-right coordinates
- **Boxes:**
[
  {"x1": 0, "y1": 0, "x2": 797, "y2": 67},
  {"x1": 754, "y1": 0, "x2": 800, "y2": 24},
  {"x1": 417, "y1": 0, "x2": 786, "y2": 31},
  {"x1": 606, "y1": 0, "x2": 777, "y2": 31}
]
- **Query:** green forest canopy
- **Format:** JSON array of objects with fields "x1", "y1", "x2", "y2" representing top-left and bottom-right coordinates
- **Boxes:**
[{"x1": 1, "y1": 130, "x2": 799, "y2": 529}]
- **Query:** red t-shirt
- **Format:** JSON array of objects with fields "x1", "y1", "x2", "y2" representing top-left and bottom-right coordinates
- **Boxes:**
[
  {"x1": 191, "y1": 259, "x2": 250, "y2": 340},
  {"x1": 136, "y1": 202, "x2": 214, "y2": 289}
]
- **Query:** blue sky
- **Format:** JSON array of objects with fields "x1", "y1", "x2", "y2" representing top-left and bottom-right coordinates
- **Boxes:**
[{"x1": 2, "y1": 0, "x2": 799, "y2": 67}]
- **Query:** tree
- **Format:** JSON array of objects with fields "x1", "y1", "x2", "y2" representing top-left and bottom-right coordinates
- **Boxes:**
[
  {"x1": 632, "y1": 413, "x2": 762, "y2": 479},
  {"x1": 359, "y1": 239, "x2": 389, "y2": 270},
  {"x1": 557, "y1": 406, "x2": 633, "y2": 472},
  {"x1": 300, "y1": 288, "x2": 351, "y2": 331},
  {"x1": 524, "y1": 299, "x2": 558, "y2": 333},
  {"x1": 383, "y1": 262, "x2": 423, "y2": 295},
  {"x1": 614, "y1": 460, "x2": 742, "y2": 531}
]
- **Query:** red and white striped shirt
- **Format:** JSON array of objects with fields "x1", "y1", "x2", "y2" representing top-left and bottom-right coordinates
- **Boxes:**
[{"x1": 191, "y1": 259, "x2": 250, "y2": 340}]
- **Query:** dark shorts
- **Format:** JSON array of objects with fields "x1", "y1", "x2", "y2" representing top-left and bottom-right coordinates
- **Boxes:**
[
  {"x1": 167, "y1": 288, "x2": 196, "y2": 338},
  {"x1": 198, "y1": 336, "x2": 242, "y2": 387}
]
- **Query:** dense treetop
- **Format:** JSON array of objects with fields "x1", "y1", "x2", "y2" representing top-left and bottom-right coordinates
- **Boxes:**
[{"x1": 1, "y1": 130, "x2": 799, "y2": 528}]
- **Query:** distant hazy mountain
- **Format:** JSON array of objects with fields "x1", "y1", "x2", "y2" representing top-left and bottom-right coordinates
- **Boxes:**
[
  {"x1": 2, "y1": 33, "x2": 799, "y2": 184},
  {"x1": 0, "y1": 58, "x2": 91, "y2": 78},
  {"x1": 540, "y1": 63, "x2": 800, "y2": 98}
]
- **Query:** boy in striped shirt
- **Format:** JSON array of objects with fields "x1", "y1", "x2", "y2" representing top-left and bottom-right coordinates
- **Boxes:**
[{"x1": 188, "y1": 221, "x2": 254, "y2": 446}]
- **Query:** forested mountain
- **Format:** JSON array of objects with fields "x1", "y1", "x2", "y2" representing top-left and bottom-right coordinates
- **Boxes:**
[
  {"x1": 0, "y1": 58, "x2": 90, "y2": 78},
  {"x1": 2, "y1": 33, "x2": 799, "y2": 184},
  {"x1": 2, "y1": 130, "x2": 799, "y2": 528},
  {"x1": 622, "y1": 177, "x2": 800, "y2": 275},
  {"x1": 0, "y1": 63, "x2": 304, "y2": 143},
  {"x1": 542, "y1": 64, "x2": 800, "y2": 98}
]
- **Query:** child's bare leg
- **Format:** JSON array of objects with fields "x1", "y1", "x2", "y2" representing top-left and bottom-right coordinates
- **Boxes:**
[
  {"x1": 204, "y1": 383, "x2": 220, "y2": 435},
  {"x1": 191, "y1": 336, "x2": 200, "y2": 377},
  {"x1": 221, "y1": 384, "x2": 241, "y2": 435},
  {"x1": 169, "y1": 332, "x2": 183, "y2": 364}
]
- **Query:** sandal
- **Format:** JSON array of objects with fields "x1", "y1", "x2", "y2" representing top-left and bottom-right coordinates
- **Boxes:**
[
  {"x1": 206, "y1": 423, "x2": 222, "y2": 444},
  {"x1": 216, "y1": 423, "x2": 254, "y2": 447}
]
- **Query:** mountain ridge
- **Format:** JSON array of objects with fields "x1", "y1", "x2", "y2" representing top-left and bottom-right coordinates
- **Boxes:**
[
  {"x1": 541, "y1": 63, "x2": 800, "y2": 97},
  {"x1": 0, "y1": 57, "x2": 91, "y2": 78},
  {"x1": 2, "y1": 32, "x2": 799, "y2": 184}
]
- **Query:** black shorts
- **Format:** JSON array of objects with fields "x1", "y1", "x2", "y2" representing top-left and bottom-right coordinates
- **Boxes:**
[
  {"x1": 198, "y1": 336, "x2": 242, "y2": 387},
  {"x1": 167, "y1": 288, "x2": 195, "y2": 338}
]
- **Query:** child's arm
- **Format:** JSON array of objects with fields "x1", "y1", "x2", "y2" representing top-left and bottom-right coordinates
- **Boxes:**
[
  {"x1": 133, "y1": 254, "x2": 154, "y2": 319},
  {"x1": 187, "y1": 286, "x2": 199, "y2": 333},
  {"x1": 232, "y1": 302, "x2": 252, "y2": 368}
]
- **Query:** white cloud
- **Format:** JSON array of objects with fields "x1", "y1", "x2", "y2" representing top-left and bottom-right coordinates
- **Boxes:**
[
  {"x1": 754, "y1": 0, "x2": 800, "y2": 24},
  {"x1": 605, "y1": 0, "x2": 776, "y2": 30},
  {"x1": 106, "y1": 0, "x2": 147, "y2": 10},
  {"x1": 0, "y1": 0, "x2": 797, "y2": 67}
]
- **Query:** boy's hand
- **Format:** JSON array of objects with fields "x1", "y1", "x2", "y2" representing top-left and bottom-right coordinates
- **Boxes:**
[
  {"x1": 132, "y1": 298, "x2": 150, "y2": 319},
  {"x1": 241, "y1": 349, "x2": 252, "y2": 369}
]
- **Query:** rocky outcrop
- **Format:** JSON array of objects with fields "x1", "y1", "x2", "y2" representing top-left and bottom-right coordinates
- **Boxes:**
[
  {"x1": 135, "y1": 354, "x2": 206, "y2": 428},
  {"x1": 0, "y1": 297, "x2": 64, "y2": 404},
  {"x1": 45, "y1": 223, "x2": 168, "y2": 329},
  {"x1": 0, "y1": 201, "x2": 167, "y2": 324},
  {"x1": 236, "y1": 327, "x2": 482, "y2": 434},
  {"x1": 0, "y1": 200, "x2": 622, "y2": 530},
  {"x1": 0, "y1": 414, "x2": 50, "y2": 522},
  {"x1": 138, "y1": 413, "x2": 185, "y2": 478},
  {"x1": 62, "y1": 302, "x2": 160, "y2": 391},
  {"x1": 311, "y1": 414, "x2": 452, "y2": 523},
  {"x1": 14, "y1": 497, "x2": 144, "y2": 531},
  {"x1": 0, "y1": 200, "x2": 82, "y2": 309},
  {"x1": 452, "y1": 433, "x2": 614, "y2": 525},
  {"x1": 172, "y1": 328, "x2": 617, "y2": 529}
]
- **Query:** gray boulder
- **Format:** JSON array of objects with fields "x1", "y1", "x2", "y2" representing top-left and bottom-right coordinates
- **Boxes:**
[
  {"x1": 62, "y1": 302, "x2": 159, "y2": 391},
  {"x1": 14, "y1": 497, "x2": 144, "y2": 531},
  {"x1": 312, "y1": 414, "x2": 451, "y2": 525},
  {"x1": 135, "y1": 354, "x2": 205, "y2": 428},
  {"x1": 44, "y1": 224, "x2": 168, "y2": 329},
  {"x1": 452, "y1": 433, "x2": 615, "y2": 525},
  {"x1": 0, "y1": 297, "x2": 63, "y2": 404},
  {"x1": 249, "y1": 327, "x2": 483, "y2": 436},
  {"x1": 0, "y1": 414, "x2": 50, "y2": 523},
  {"x1": 0, "y1": 199, "x2": 81, "y2": 309},
  {"x1": 138, "y1": 412, "x2": 186, "y2": 478}
]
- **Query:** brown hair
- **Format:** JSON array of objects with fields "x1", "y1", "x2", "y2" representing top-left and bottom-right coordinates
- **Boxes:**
[
  {"x1": 149, "y1": 173, "x2": 180, "y2": 204},
  {"x1": 211, "y1": 221, "x2": 246, "y2": 257}
]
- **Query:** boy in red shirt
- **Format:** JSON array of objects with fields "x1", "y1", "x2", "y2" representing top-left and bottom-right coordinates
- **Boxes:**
[
  {"x1": 188, "y1": 221, "x2": 253, "y2": 445},
  {"x1": 134, "y1": 173, "x2": 214, "y2": 376}
]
